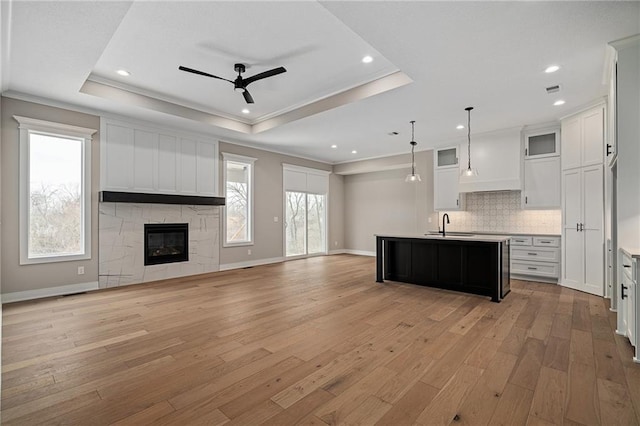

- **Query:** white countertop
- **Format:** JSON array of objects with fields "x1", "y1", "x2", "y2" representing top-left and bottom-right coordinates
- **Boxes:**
[
  {"x1": 375, "y1": 233, "x2": 511, "y2": 243},
  {"x1": 621, "y1": 247, "x2": 640, "y2": 259},
  {"x1": 425, "y1": 230, "x2": 561, "y2": 238}
]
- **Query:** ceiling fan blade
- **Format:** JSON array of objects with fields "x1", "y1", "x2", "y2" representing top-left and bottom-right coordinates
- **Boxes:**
[
  {"x1": 242, "y1": 89, "x2": 255, "y2": 104},
  {"x1": 243, "y1": 66, "x2": 287, "y2": 86},
  {"x1": 178, "y1": 66, "x2": 234, "y2": 83}
]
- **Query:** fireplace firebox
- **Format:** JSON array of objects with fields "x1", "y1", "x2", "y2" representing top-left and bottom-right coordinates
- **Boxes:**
[{"x1": 144, "y1": 223, "x2": 189, "y2": 266}]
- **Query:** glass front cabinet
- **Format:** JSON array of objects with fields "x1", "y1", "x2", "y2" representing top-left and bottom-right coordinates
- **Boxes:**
[{"x1": 524, "y1": 129, "x2": 560, "y2": 159}]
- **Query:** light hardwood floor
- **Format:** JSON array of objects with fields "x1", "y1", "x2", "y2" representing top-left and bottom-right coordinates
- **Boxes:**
[{"x1": 1, "y1": 254, "x2": 639, "y2": 425}]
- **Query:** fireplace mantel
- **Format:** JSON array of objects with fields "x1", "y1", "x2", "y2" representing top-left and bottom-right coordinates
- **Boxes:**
[{"x1": 99, "y1": 191, "x2": 225, "y2": 206}]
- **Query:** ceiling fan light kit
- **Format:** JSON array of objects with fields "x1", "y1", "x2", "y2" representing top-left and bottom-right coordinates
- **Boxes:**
[
  {"x1": 461, "y1": 106, "x2": 478, "y2": 177},
  {"x1": 405, "y1": 120, "x2": 422, "y2": 183},
  {"x1": 178, "y1": 62, "x2": 287, "y2": 104}
]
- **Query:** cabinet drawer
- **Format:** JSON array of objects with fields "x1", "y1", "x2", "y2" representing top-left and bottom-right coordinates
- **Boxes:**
[
  {"x1": 512, "y1": 260, "x2": 559, "y2": 278},
  {"x1": 511, "y1": 237, "x2": 533, "y2": 246},
  {"x1": 512, "y1": 247, "x2": 560, "y2": 263},
  {"x1": 533, "y1": 237, "x2": 560, "y2": 247},
  {"x1": 622, "y1": 252, "x2": 634, "y2": 281}
]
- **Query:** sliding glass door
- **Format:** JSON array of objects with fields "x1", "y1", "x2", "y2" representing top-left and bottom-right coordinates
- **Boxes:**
[{"x1": 285, "y1": 191, "x2": 326, "y2": 258}]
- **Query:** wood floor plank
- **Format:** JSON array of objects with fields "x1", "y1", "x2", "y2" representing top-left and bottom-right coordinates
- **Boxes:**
[
  {"x1": 414, "y1": 364, "x2": 484, "y2": 425},
  {"x1": 529, "y1": 366, "x2": 567, "y2": 424},
  {"x1": 596, "y1": 378, "x2": 639, "y2": 426},
  {"x1": 565, "y1": 362, "x2": 601, "y2": 426},
  {"x1": 374, "y1": 381, "x2": 439, "y2": 425},
  {"x1": 508, "y1": 337, "x2": 546, "y2": 391},
  {"x1": 1, "y1": 255, "x2": 639, "y2": 425},
  {"x1": 489, "y1": 383, "x2": 534, "y2": 426}
]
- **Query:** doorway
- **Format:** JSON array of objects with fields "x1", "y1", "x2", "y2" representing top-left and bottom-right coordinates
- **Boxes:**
[{"x1": 285, "y1": 191, "x2": 327, "y2": 258}]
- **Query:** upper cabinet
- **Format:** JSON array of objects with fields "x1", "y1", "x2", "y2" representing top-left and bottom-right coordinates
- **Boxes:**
[
  {"x1": 561, "y1": 104, "x2": 605, "y2": 170},
  {"x1": 522, "y1": 125, "x2": 561, "y2": 209},
  {"x1": 436, "y1": 146, "x2": 458, "y2": 168},
  {"x1": 100, "y1": 118, "x2": 219, "y2": 196},
  {"x1": 434, "y1": 146, "x2": 463, "y2": 211},
  {"x1": 524, "y1": 129, "x2": 559, "y2": 159},
  {"x1": 523, "y1": 157, "x2": 561, "y2": 209}
]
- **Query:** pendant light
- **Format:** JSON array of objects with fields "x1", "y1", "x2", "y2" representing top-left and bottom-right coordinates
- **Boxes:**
[
  {"x1": 461, "y1": 106, "x2": 478, "y2": 177},
  {"x1": 405, "y1": 120, "x2": 421, "y2": 182}
]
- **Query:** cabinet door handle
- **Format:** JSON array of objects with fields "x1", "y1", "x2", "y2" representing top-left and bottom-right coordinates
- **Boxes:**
[
  {"x1": 540, "y1": 240, "x2": 551, "y2": 243},
  {"x1": 576, "y1": 223, "x2": 580, "y2": 232},
  {"x1": 624, "y1": 264, "x2": 631, "y2": 268},
  {"x1": 606, "y1": 144, "x2": 612, "y2": 156},
  {"x1": 525, "y1": 196, "x2": 528, "y2": 204},
  {"x1": 528, "y1": 253, "x2": 538, "y2": 256},
  {"x1": 456, "y1": 199, "x2": 459, "y2": 206},
  {"x1": 527, "y1": 267, "x2": 538, "y2": 270},
  {"x1": 622, "y1": 284, "x2": 628, "y2": 299},
  {"x1": 580, "y1": 223, "x2": 584, "y2": 231}
]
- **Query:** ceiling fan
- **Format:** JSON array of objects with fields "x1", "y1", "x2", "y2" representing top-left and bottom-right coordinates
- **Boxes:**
[{"x1": 178, "y1": 63, "x2": 287, "y2": 104}]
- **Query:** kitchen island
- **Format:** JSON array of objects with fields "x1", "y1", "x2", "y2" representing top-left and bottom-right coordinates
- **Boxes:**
[{"x1": 375, "y1": 234, "x2": 510, "y2": 302}]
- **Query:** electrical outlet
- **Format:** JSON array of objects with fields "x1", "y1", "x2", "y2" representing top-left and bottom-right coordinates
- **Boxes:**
[
  {"x1": 334, "y1": 241, "x2": 338, "y2": 247},
  {"x1": 274, "y1": 216, "x2": 279, "y2": 222},
  {"x1": 428, "y1": 217, "x2": 432, "y2": 223},
  {"x1": 248, "y1": 249, "x2": 252, "y2": 255},
  {"x1": 77, "y1": 266, "x2": 85, "y2": 275}
]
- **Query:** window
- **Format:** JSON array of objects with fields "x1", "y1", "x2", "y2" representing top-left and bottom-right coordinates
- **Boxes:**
[
  {"x1": 16, "y1": 116, "x2": 95, "y2": 264},
  {"x1": 222, "y1": 153, "x2": 256, "y2": 246}
]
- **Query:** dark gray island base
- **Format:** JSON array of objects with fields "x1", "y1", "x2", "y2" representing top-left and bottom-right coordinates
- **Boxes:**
[{"x1": 375, "y1": 234, "x2": 511, "y2": 302}]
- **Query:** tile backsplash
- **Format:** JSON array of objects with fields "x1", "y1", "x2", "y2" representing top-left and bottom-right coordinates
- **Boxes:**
[{"x1": 438, "y1": 191, "x2": 561, "y2": 235}]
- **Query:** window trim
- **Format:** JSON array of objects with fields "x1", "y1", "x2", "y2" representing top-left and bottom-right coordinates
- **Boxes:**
[
  {"x1": 15, "y1": 115, "x2": 96, "y2": 265},
  {"x1": 222, "y1": 152, "x2": 256, "y2": 247}
]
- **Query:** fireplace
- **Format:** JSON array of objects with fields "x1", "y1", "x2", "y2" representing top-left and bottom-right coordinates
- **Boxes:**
[{"x1": 144, "y1": 223, "x2": 189, "y2": 266}]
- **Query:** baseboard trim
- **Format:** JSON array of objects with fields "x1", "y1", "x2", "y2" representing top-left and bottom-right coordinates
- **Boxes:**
[
  {"x1": 328, "y1": 249, "x2": 346, "y2": 255},
  {"x1": 219, "y1": 257, "x2": 284, "y2": 271},
  {"x1": 343, "y1": 249, "x2": 376, "y2": 257},
  {"x1": 2, "y1": 281, "x2": 100, "y2": 304}
]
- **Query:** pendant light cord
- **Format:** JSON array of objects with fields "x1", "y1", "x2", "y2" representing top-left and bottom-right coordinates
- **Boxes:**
[
  {"x1": 465, "y1": 107, "x2": 473, "y2": 170},
  {"x1": 410, "y1": 121, "x2": 416, "y2": 175}
]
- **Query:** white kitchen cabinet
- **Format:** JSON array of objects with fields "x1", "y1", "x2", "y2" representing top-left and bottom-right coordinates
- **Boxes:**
[
  {"x1": 510, "y1": 235, "x2": 561, "y2": 282},
  {"x1": 523, "y1": 156, "x2": 560, "y2": 209},
  {"x1": 100, "y1": 118, "x2": 219, "y2": 196},
  {"x1": 436, "y1": 146, "x2": 458, "y2": 168},
  {"x1": 561, "y1": 105, "x2": 605, "y2": 170},
  {"x1": 524, "y1": 129, "x2": 559, "y2": 159},
  {"x1": 561, "y1": 164, "x2": 604, "y2": 296},
  {"x1": 617, "y1": 249, "x2": 638, "y2": 362},
  {"x1": 434, "y1": 167, "x2": 463, "y2": 211}
]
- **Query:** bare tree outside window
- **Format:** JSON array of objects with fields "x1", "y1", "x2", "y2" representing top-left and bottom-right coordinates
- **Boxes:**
[
  {"x1": 285, "y1": 191, "x2": 326, "y2": 257},
  {"x1": 28, "y1": 134, "x2": 84, "y2": 258},
  {"x1": 225, "y1": 160, "x2": 251, "y2": 243}
]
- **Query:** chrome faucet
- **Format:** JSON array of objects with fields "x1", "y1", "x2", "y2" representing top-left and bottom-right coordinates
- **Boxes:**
[{"x1": 441, "y1": 213, "x2": 450, "y2": 237}]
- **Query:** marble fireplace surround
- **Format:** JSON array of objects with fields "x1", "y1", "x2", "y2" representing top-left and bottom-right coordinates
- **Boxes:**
[{"x1": 98, "y1": 202, "x2": 220, "y2": 288}]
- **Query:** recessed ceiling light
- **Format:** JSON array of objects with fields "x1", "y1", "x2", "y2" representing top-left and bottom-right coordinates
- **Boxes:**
[
  {"x1": 116, "y1": 69, "x2": 131, "y2": 76},
  {"x1": 362, "y1": 55, "x2": 373, "y2": 64},
  {"x1": 545, "y1": 65, "x2": 560, "y2": 73},
  {"x1": 242, "y1": 108, "x2": 250, "y2": 114},
  {"x1": 456, "y1": 125, "x2": 465, "y2": 130},
  {"x1": 351, "y1": 150, "x2": 357, "y2": 154},
  {"x1": 331, "y1": 144, "x2": 337, "y2": 149},
  {"x1": 554, "y1": 100, "x2": 565, "y2": 106}
]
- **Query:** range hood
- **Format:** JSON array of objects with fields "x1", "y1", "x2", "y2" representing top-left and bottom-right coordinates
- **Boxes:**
[{"x1": 457, "y1": 127, "x2": 523, "y2": 193}]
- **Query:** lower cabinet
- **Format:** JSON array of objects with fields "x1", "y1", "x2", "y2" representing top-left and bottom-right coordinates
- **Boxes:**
[
  {"x1": 510, "y1": 235, "x2": 561, "y2": 282},
  {"x1": 618, "y1": 249, "x2": 638, "y2": 362},
  {"x1": 379, "y1": 237, "x2": 510, "y2": 302}
]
